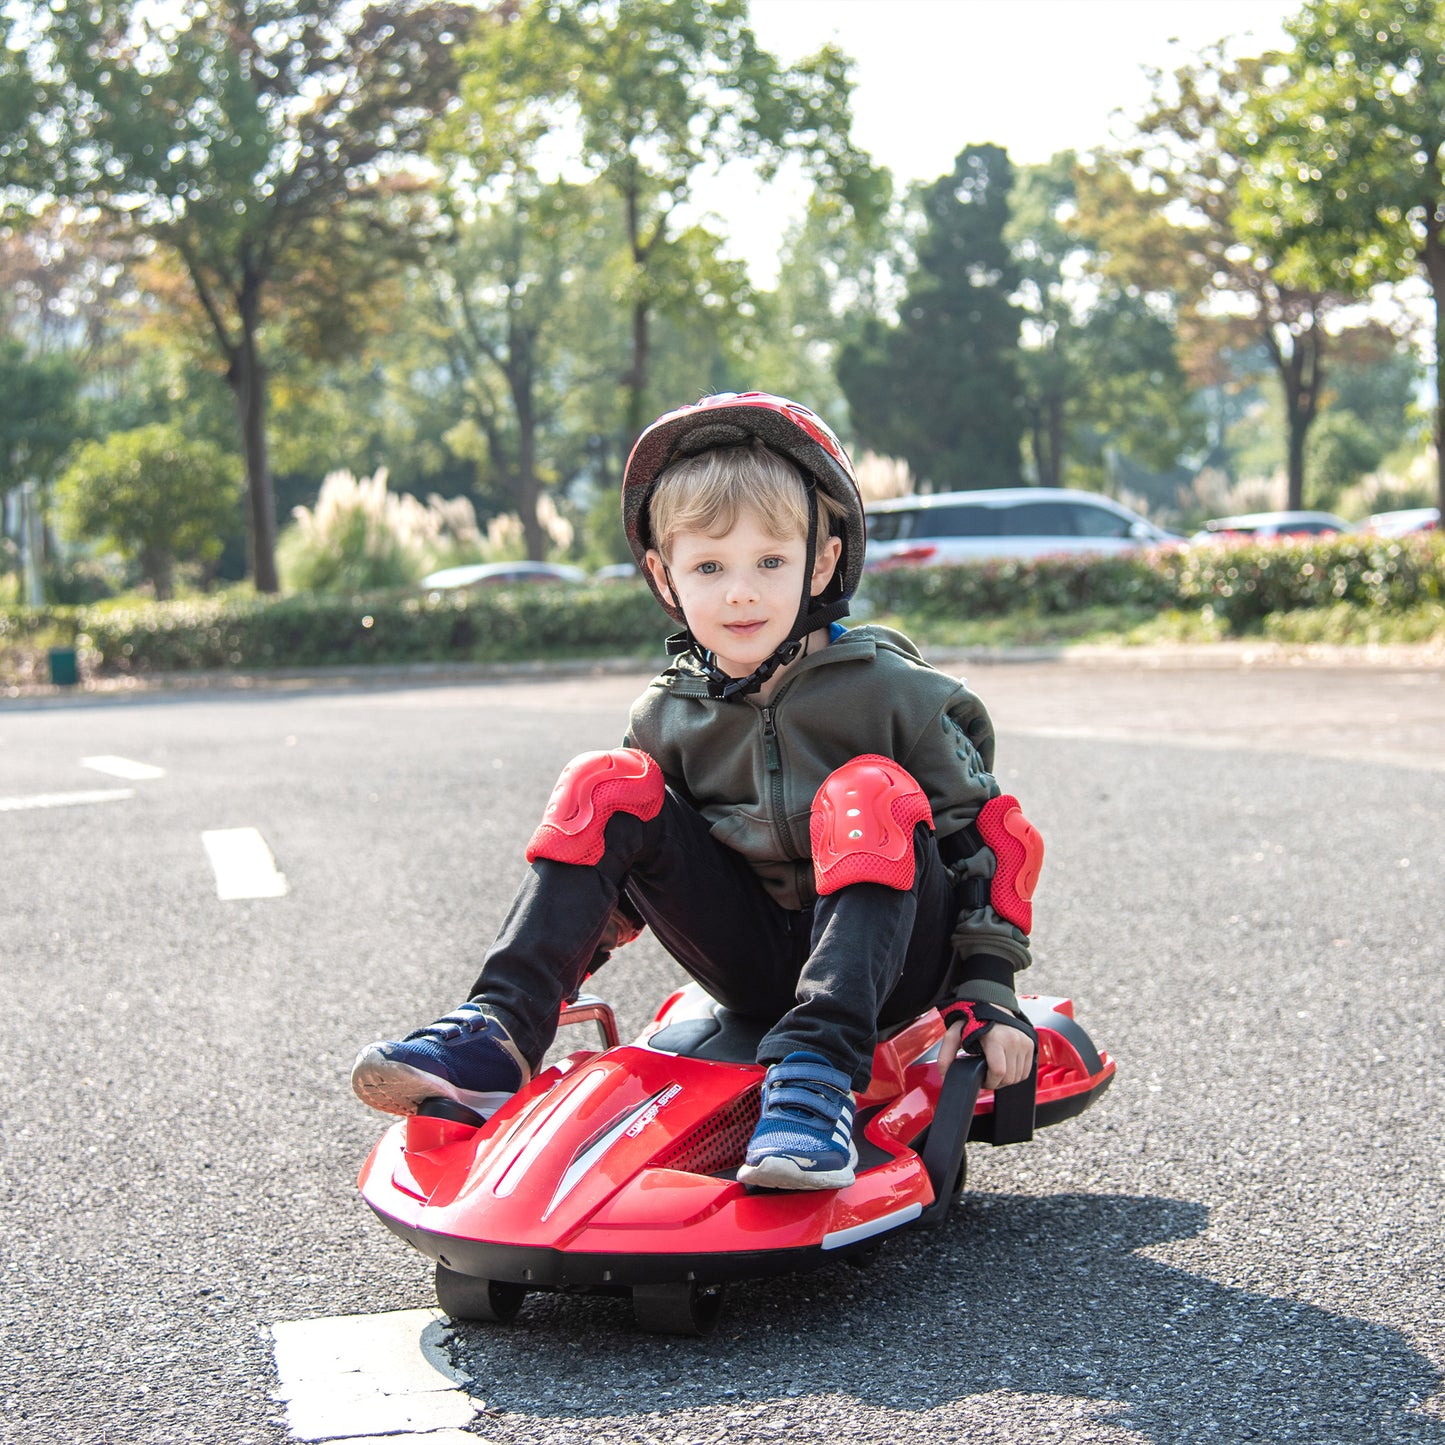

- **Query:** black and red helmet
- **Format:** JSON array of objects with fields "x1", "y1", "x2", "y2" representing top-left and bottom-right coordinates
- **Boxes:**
[{"x1": 622, "y1": 391, "x2": 866, "y2": 625}]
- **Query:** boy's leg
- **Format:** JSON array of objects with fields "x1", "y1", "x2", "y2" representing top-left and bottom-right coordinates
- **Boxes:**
[
  {"x1": 474, "y1": 789, "x2": 808, "y2": 1065},
  {"x1": 754, "y1": 827, "x2": 957, "y2": 1088},
  {"x1": 355, "y1": 753, "x2": 805, "y2": 1117}
]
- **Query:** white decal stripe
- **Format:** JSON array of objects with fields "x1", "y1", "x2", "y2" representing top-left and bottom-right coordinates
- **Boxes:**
[
  {"x1": 821, "y1": 1202, "x2": 924, "y2": 1251},
  {"x1": 270, "y1": 1307, "x2": 478, "y2": 1441},
  {"x1": 0, "y1": 788, "x2": 133, "y2": 812},
  {"x1": 81, "y1": 755, "x2": 166, "y2": 780},
  {"x1": 202, "y1": 827, "x2": 289, "y2": 900},
  {"x1": 542, "y1": 1086, "x2": 675, "y2": 1221}
]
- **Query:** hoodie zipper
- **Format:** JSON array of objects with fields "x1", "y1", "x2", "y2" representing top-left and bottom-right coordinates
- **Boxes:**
[{"x1": 759, "y1": 704, "x2": 790, "y2": 855}]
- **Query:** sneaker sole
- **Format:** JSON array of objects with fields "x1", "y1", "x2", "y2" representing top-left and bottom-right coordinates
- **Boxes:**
[
  {"x1": 736, "y1": 1141, "x2": 859, "y2": 1192},
  {"x1": 350, "y1": 1048, "x2": 515, "y2": 1119}
]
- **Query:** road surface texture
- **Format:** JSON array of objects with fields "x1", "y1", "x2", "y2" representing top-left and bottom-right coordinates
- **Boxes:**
[{"x1": 1, "y1": 648, "x2": 1441, "y2": 1443}]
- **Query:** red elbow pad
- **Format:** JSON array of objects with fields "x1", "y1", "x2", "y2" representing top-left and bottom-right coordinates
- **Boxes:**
[
  {"x1": 974, "y1": 794, "x2": 1044, "y2": 933},
  {"x1": 810, "y1": 754, "x2": 934, "y2": 895},
  {"x1": 526, "y1": 749, "x2": 664, "y2": 867}
]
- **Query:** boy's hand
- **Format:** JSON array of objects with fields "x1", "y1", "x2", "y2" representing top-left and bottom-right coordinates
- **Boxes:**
[
  {"x1": 979, "y1": 1023, "x2": 1034, "y2": 1091},
  {"x1": 940, "y1": 1006, "x2": 1036, "y2": 1091}
]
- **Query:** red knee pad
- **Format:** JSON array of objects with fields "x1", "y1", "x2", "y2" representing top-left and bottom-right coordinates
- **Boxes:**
[
  {"x1": 526, "y1": 749, "x2": 664, "y2": 867},
  {"x1": 974, "y1": 794, "x2": 1043, "y2": 933},
  {"x1": 810, "y1": 754, "x2": 934, "y2": 895}
]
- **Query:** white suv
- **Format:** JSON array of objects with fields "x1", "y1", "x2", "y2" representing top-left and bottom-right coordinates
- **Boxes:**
[{"x1": 864, "y1": 488, "x2": 1180, "y2": 569}]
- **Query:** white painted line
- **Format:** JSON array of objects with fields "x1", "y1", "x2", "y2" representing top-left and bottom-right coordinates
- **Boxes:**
[
  {"x1": 271, "y1": 1308, "x2": 479, "y2": 1443},
  {"x1": 0, "y1": 788, "x2": 134, "y2": 813},
  {"x1": 202, "y1": 827, "x2": 289, "y2": 900},
  {"x1": 81, "y1": 755, "x2": 166, "y2": 781}
]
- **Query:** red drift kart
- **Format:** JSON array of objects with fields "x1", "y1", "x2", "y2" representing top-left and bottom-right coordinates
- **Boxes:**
[{"x1": 358, "y1": 984, "x2": 1114, "y2": 1335}]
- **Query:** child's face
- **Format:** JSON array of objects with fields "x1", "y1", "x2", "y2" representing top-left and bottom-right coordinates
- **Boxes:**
[{"x1": 645, "y1": 508, "x2": 842, "y2": 681}]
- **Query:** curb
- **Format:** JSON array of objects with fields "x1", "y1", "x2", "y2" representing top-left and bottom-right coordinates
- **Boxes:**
[{"x1": 4, "y1": 639, "x2": 1443, "y2": 706}]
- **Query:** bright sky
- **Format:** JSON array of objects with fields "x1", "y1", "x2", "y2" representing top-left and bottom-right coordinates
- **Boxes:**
[{"x1": 710, "y1": 0, "x2": 1300, "y2": 282}]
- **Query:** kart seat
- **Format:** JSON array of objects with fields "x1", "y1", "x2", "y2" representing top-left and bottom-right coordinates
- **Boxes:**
[
  {"x1": 644, "y1": 983, "x2": 923, "y2": 1066},
  {"x1": 645, "y1": 990, "x2": 773, "y2": 1064}
]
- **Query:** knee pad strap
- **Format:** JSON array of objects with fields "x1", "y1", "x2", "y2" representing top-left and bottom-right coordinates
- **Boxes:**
[
  {"x1": 974, "y1": 794, "x2": 1043, "y2": 933},
  {"x1": 810, "y1": 754, "x2": 934, "y2": 895},
  {"x1": 526, "y1": 749, "x2": 664, "y2": 867}
]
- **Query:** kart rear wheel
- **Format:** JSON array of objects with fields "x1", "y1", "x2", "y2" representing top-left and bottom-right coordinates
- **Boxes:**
[
  {"x1": 434, "y1": 1264, "x2": 527, "y2": 1324},
  {"x1": 632, "y1": 1280, "x2": 724, "y2": 1336}
]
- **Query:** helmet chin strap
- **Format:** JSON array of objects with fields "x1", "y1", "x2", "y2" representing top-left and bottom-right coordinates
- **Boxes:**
[{"x1": 662, "y1": 489, "x2": 850, "y2": 702}]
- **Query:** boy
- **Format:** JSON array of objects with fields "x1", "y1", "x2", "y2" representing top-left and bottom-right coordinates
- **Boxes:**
[{"x1": 353, "y1": 392, "x2": 1040, "y2": 1191}]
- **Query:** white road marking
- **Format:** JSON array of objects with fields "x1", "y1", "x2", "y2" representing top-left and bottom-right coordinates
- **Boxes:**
[
  {"x1": 0, "y1": 788, "x2": 134, "y2": 812},
  {"x1": 201, "y1": 827, "x2": 289, "y2": 900},
  {"x1": 271, "y1": 1308, "x2": 479, "y2": 1443},
  {"x1": 81, "y1": 755, "x2": 166, "y2": 780}
]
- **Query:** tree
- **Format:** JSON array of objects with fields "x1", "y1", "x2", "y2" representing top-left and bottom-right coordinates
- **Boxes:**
[
  {"x1": 56, "y1": 424, "x2": 242, "y2": 598},
  {"x1": 1, "y1": 1, "x2": 472, "y2": 591},
  {"x1": 838, "y1": 145, "x2": 1024, "y2": 490},
  {"x1": 419, "y1": 177, "x2": 618, "y2": 559},
  {"x1": 0, "y1": 338, "x2": 80, "y2": 498},
  {"x1": 746, "y1": 189, "x2": 905, "y2": 439},
  {"x1": 1089, "y1": 48, "x2": 1360, "y2": 510},
  {"x1": 454, "y1": 0, "x2": 881, "y2": 440},
  {"x1": 1007, "y1": 153, "x2": 1202, "y2": 492},
  {"x1": 1235, "y1": 0, "x2": 1445, "y2": 513}
]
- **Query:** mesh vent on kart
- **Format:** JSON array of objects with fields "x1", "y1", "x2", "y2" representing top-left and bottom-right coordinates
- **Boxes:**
[{"x1": 654, "y1": 1085, "x2": 762, "y2": 1177}]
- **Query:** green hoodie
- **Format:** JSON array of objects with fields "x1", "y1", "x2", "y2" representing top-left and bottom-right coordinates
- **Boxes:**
[{"x1": 625, "y1": 624, "x2": 1031, "y2": 1007}]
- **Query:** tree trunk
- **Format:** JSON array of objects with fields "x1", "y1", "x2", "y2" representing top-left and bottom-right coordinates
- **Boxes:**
[
  {"x1": 1426, "y1": 228, "x2": 1445, "y2": 516},
  {"x1": 1284, "y1": 409, "x2": 1308, "y2": 512},
  {"x1": 229, "y1": 265, "x2": 278, "y2": 594},
  {"x1": 1277, "y1": 320, "x2": 1322, "y2": 513},
  {"x1": 626, "y1": 293, "x2": 651, "y2": 444},
  {"x1": 1045, "y1": 396, "x2": 1064, "y2": 488}
]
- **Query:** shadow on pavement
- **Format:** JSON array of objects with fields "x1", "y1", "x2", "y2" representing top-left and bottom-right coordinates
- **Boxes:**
[{"x1": 446, "y1": 1192, "x2": 1445, "y2": 1443}]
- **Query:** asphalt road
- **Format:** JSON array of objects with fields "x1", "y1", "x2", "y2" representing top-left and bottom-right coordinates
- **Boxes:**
[{"x1": 1, "y1": 653, "x2": 1442, "y2": 1444}]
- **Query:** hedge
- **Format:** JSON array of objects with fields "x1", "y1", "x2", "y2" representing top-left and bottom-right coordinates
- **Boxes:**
[
  {"x1": 858, "y1": 533, "x2": 1445, "y2": 630},
  {"x1": 1, "y1": 580, "x2": 668, "y2": 683},
  {"x1": 3, "y1": 535, "x2": 1442, "y2": 686}
]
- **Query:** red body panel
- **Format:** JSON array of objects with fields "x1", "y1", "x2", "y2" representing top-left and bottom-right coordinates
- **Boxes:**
[{"x1": 358, "y1": 993, "x2": 1115, "y2": 1277}]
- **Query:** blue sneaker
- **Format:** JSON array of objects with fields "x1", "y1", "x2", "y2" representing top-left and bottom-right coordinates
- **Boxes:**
[
  {"x1": 736, "y1": 1052, "x2": 858, "y2": 1191},
  {"x1": 351, "y1": 1003, "x2": 531, "y2": 1118}
]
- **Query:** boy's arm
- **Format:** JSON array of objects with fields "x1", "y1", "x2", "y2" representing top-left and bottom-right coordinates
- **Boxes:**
[{"x1": 903, "y1": 692, "x2": 1037, "y2": 1024}]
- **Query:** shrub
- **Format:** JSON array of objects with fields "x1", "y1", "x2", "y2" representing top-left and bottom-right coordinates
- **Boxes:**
[
  {"x1": 55, "y1": 424, "x2": 243, "y2": 599},
  {"x1": 72, "y1": 580, "x2": 666, "y2": 676}
]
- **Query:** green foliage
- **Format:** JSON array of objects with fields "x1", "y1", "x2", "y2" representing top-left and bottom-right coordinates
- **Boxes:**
[
  {"x1": 860, "y1": 552, "x2": 1177, "y2": 621},
  {"x1": 72, "y1": 581, "x2": 664, "y2": 677},
  {"x1": 6, "y1": 540, "x2": 1443, "y2": 685},
  {"x1": 5, "y1": 0, "x2": 473, "y2": 591},
  {"x1": 55, "y1": 423, "x2": 243, "y2": 600},
  {"x1": 453, "y1": 0, "x2": 880, "y2": 436},
  {"x1": 1165, "y1": 534, "x2": 1444, "y2": 628},
  {"x1": 0, "y1": 338, "x2": 82, "y2": 491},
  {"x1": 861, "y1": 534, "x2": 1445, "y2": 635},
  {"x1": 1236, "y1": 0, "x2": 1445, "y2": 512},
  {"x1": 840, "y1": 145, "x2": 1024, "y2": 490}
]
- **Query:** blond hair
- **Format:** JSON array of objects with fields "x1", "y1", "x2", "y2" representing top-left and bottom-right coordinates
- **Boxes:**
[{"x1": 648, "y1": 442, "x2": 846, "y2": 561}]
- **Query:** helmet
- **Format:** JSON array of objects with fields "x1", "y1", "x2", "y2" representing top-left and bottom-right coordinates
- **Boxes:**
[{"x1": 621, "y1": 391, "x2": 866, "y2": 625}]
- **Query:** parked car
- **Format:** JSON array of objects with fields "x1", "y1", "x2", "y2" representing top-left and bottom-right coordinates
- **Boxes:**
[
  {"x1": 1191, "y1": 510, "x2": 1348, "y2": 543},
  {"x1": 591, "y1": 562, "x2": 640, "y2": 581},
  {"x1": 1361, "y1": 506, "x2": 1439, "y2": 537},
  {"x1": 863, "y1": 487, "x2": 1181, "y2": 569},
  {"x1": 420, "y1": 561, "x2": 588, "y2": 589}
]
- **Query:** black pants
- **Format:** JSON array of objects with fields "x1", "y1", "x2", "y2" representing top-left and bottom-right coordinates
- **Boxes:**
[{"x1": 469, "y1": 787, "x2": 958, "y2": 1088}]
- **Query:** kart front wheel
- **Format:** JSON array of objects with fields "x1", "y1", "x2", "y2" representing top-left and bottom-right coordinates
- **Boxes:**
[
  {"x1": 632, "y1": 1280, "x2": 724, "y2": 1336},
  {"x1": 434, "y1": 1264, "x2": 527, "y2": 1324}
]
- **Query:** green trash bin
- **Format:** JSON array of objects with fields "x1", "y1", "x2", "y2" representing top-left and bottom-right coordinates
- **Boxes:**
[{"x1": 48, "y1": 647, "x2": 79, "y2": 686}]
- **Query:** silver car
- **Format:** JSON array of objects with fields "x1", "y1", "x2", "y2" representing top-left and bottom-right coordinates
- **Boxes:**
[{"x1": 864, "y1": 488, "x2": 1180, "y2": 569}]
